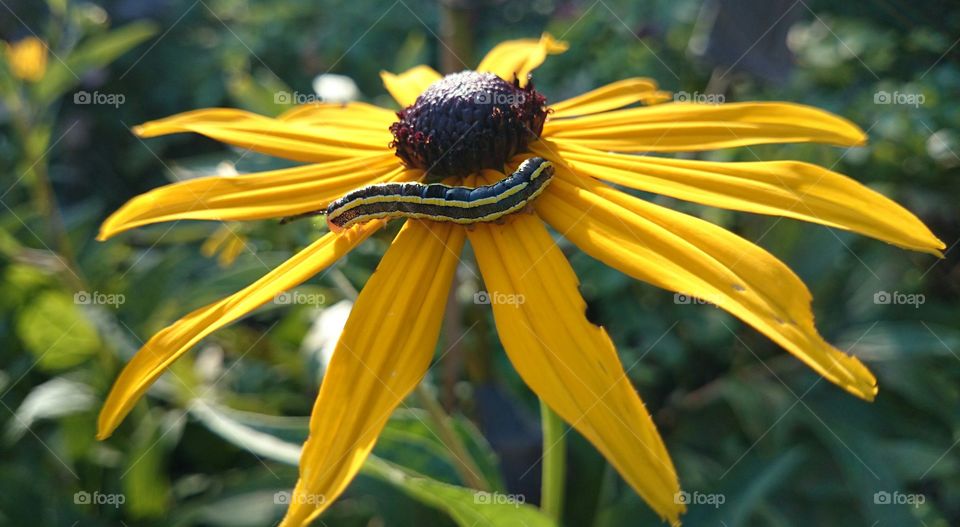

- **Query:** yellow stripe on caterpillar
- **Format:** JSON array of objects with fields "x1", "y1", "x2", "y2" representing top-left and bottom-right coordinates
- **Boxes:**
[{"x1": 324, "y1": 157, "x2": 554, "y2": 232}]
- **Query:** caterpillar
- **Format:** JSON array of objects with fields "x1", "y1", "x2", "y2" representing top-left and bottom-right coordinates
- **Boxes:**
[{"x1": 308, "y1": 157, "x2": 554, "y2": 232}]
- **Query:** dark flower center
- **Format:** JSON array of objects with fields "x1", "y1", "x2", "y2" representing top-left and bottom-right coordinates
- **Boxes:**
[{"x1": 389, "y1": 70, "x2": 548, "y2": 179}]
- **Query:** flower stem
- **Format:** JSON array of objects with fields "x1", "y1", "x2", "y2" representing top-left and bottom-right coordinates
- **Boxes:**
[
  {"x1": 415, "y1": 383, "x2": 489, "y2": 491},
  {"x1": 540, "y1": 400, "x2": 566, "y2": 522}
]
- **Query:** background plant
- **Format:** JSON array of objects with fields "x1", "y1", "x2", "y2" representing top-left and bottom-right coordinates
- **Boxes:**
[{"x1": 0, "y1": 1, "x2": 957, "y2": 526}]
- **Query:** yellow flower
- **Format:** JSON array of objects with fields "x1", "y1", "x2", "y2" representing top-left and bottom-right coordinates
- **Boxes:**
[
  {"x1": 95, "y1": 34, "x2": 944, "y2": 526},
  {"x1": 4, "y1": 36, "x2": 48, "y2": 82},
  {"x1": 200, "y1": 224, "x2": 248, "y2": 268}
]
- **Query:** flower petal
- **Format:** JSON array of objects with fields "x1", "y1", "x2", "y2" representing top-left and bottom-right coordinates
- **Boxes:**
[
  {"x1": 5, "y1": 36, "x2": 48, "y2": 82},
  {"x1": 543, "y1": 102, "x2": 867, "y2": 151},
  {"x1": 281, "y1": 220, "x2": 465, "y2": 526},
  {"x1": 380, "y1": 65, "x2": 442, "y2": 107},
  {"x1": 549, "y1": 78, "x2": 671, "y2": 119},
  {"x1": 134, "y1": 108, "x2": 392, "y2": 163},
  {"x1": 201, "y1": 224, "x2": 247, "y2": 268},
  {"x1": 538, "y1": 168, "x2": 878, "y2": 401},
  {"x1": 97, "y1": 155, "x2": 412, "y2": 240},
  {"x1": 278, "y1": 101, "x2": 395, "y2": 130},
  {"x1": 534, "y1": 141, "x2": 945, "y2": 256},
  {"x1": 97, "y1": 222, "x2": 381, "y2": 439},
  {"x1": 476, "y1": 33, "x2": 568, "y2": 85},
  {"x1": 465, "y1": 175, "x2": 682, "y2": 524}
]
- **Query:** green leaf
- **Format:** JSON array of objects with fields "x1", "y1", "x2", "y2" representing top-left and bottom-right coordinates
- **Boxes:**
[
  {"x1": 15, "y1": 291, "x2": 100, "y2": 370},
  {"x1": 379, "y1": 408, "x2": 505, "y2": 491},
  {"x1": 4, "y1": 376, "x2": 94, "y2": 443},
  {"x1": 840, "y1": 322, "x2": 960, "y2": 361},
  {"x1": 188, "y1": 400, "x2": 556, "y2": 527},
  {"x1": 34, "y1": 21, "x2": 158, "y2": 104},
  {"x1": 122, "y1": 412, "x2": 173, "y2": 519},
  {"x1": 0, "y1": 264, "x2": 54, "y2": 311},
  {"x1": 364, "y1": 456, "x2": 555, "y2": 527}
]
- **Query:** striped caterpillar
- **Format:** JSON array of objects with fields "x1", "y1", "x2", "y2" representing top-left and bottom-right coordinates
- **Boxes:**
[{"x1": 305, "y1": 157, "x2": 554, "y2": 232}]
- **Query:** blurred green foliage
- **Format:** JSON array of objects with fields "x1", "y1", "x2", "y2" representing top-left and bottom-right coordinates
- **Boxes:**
[{"x1": 0, "y1": 0, "x2": 957, "y2": 526}]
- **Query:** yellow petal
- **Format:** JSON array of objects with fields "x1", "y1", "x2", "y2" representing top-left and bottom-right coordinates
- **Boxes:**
[
  {"x1": 97, "y1": 155, "x2": 415, "y2": 240},
  {"x1": 538, "y1": 168, "x2": 878, "y2": 401},
  {"x1": 543, "y1": 102, "x2": 867, "y2": 151},
  {"x1": 200, "y1": 224, "x2": 248, "y2": 267},
  {"x1": 549, "y1": 78, "x2": 671, "y2": 119},
  {"x1": 97, "y1": 222, "x2": 381, "y2": 439},
  {"x1": 200, "y1": 224, "x2": 232, "y2": 257},
  {"x1": 476, "y1": 33, "x2": 568, "y2": 85},
  {"x1": 278, "y1": 101, "x2": 395, "y2": 130},
  {"x1": 379, "y1": 65, "x2": 442, "y2": 107},
  {"x1": 5, "y1": 36, "x2": 48, "y2": 82},
  {"x1": 466, "y1": 170, "x2": 682, "y2": 523},
  {"x1": 281, "y1": 220, "x2": 464, "y2": 526},
  {"x1": 133, "y1": 108, "x2": 391, "y2": 163},
  {"x1": 217, "y1": 232, "x2": 247, "y2": 268},
  {"x1": 534, "y1": 141, "x2": 945, "y2": 256}
]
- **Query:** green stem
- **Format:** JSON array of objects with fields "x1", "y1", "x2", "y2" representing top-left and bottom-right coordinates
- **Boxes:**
[
  {"x1": 438, "y1": 0, "x2": 475, "y2": 74},
  {"x1": 13, "y1": 113, "x2": 79, "y2": 269},
  {"x1": 416, "y1": 383, "x2": 489, "y2": 491},
  {"x1": 540, "y1": 400, "x2": 566, "y2": 522}
]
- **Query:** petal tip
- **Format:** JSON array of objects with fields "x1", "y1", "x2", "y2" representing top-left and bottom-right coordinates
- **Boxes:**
[
  {"x1": 539, "y1": 32, "x2": 569, "y2": 53},
  {"x1": 844, "y1": 366, "x2": 878, "y2": 402},
  {"x1": 859, "y1": 383, "x2": 879, "y2": 402},
  {"x1": 95, "y1": 412, "x2": 118, "y2": 440},
  {"x1": 95, "y1": 222, "x2": 117, "y2": 241},
  {"x1": 97, "y1": 217, "x2": 122, "y2": 241},
  {"x1": 931, "y1": 236, "x2": 947, "y2": 258}
]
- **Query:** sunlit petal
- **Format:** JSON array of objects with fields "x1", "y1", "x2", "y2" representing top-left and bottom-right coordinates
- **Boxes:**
[
  {"x1": 549, "y1": 78, "x2": 671, "y2": 119},
  {"x1": 97, "y1": 155, "x2": 414, "y2": 240},
  {"x1": 538, "y1": 168, "x2": 878, "y2": 400},
  {"x1": 532, "y1": 141, "x2": 944, "y2": 255},
  {"x1": 464, "y1": 171, "x2": 682, "y2": 524},
  {"x1": 476, "y1": 33, "x2": 568, "y2": 85},
  {"x1": 544, "y1": 102, "x2": 867, "y2": 151},
  {"x1": 97, "y1": 222, "x2": 382, "y2": 439},
  {"x1": 277, "y1": 101, "x2": 395, "y2": 130},
  {"x1": 281, "y1": 220, "x2": 465, "y2": 526},
  {"x1": 134, "y1": 108, "x2": 391, "y2": 163}
]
